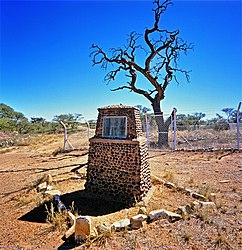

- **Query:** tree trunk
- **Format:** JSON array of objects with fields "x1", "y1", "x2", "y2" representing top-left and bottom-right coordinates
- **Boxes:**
[{"x1": 152, "y1": 101, "x2": 172, "y2": 148}]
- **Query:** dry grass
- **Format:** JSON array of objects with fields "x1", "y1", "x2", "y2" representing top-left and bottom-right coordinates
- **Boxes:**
[
  {"x1": 84, "y1": 228, "x2": 113, "y2": 248},
  {"x1": 162, "y1": 169, "x2": 178, "y2": 183},
  {"x1": 180, "y1": 229, "x2": 192, "y2": 243},
  {"x1": 45, "y1": 203, "x2": 69, "y2": 231},
  {"x1": 52, "y1": 147, "x2": 67, "y2": 156},
  {"x1": 14, "y1": 194, "x2": 36, "y2": 207},
  {"x1": 12, "y1": 191, "x2": 44, "y2": 207},
  {"x1": 149, "y1": 127, "x2": 238, "y2": 150},
  {"x1": 197, "y1": 184, "x2": 212, "y2": 198}
]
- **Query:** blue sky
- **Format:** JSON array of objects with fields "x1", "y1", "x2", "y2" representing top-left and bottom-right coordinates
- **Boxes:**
[{"x1": 0, "y1": 0, "x2": 241, "y2": 121}]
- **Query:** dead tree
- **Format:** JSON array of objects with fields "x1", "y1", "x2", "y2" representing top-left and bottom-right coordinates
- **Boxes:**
[{"x1": 90, "y1": 0, "x2": 193, "y2": 147}]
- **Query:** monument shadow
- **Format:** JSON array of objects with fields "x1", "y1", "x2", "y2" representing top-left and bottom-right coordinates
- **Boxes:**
[{"x1": 18, "y1": 189, "x2": 127, "y2": 223}]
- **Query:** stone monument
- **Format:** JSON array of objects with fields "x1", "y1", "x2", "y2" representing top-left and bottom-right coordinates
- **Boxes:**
[{"x1": 85, "y1": 104, "x2": 151, "y2": 205}]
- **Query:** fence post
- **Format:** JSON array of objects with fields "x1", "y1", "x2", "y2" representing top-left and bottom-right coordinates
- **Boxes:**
[
  {"x1": 60, "y1": 121, "x2": 74, "y2": 151},
  {"x1": 60, "y1": 121, "x2": 67, "y2": 151},
  {"x1": 85, "y1": 120, "x2": 90, "y2": 140},
  {"x1": 145, "y1": 114, "x2": 150, "y2": 149},
  {"x1": 173, "y1": 108, "x2": 177, "y2": 151},
  {"x1": 237, "y1": 102, "x2": 241, "y2": 151}
]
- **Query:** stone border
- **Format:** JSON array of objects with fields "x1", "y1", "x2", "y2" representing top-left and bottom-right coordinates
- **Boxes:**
[
  {"x1": 151, "y1": 175, "x2": 210, "y2": 201},
  {"x1": 35, "y1": 174, "x2": 217, "y2": 246}
]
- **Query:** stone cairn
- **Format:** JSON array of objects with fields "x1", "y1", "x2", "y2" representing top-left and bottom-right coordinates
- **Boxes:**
[{"x1": 85, "y1": 104, "x2": 152, "y2": 205}]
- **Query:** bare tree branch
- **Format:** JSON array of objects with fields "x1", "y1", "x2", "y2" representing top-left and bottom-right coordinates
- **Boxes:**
[
  {"x1": 90, "y1": 0, "x2": 193, "y2": 148},
  {"x1": 90, "y1": 0, "x2": 192, "y2": 113}
]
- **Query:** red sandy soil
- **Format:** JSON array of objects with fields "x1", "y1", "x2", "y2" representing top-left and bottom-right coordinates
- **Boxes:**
[{"x1": 0, "y1": 135, "x2": 241, "y2": 249}]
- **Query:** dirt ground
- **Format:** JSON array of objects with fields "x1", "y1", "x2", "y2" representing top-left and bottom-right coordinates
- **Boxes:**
[{"x1": 0, "y1": 134, "x2": 241, "y2": 249}]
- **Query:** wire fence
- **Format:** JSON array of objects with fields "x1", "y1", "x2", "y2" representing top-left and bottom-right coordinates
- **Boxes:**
[
  {"x1": 143, "y1": 104, "x2": 242, "y2": 151},
  {"x1": 63, "y1": 119, "x2": 241, "y2": 152},
  {"x1": 175, "y1": 123, "x2": 239, "y2": 151},
  {"x1": 59, "y1": 122, "x2": 95, "y2": 151},
  {"x1": 143, "y1": 113, "x2": 176, "y2": 151},
  {"x1": 60, "y1": 103, "x2": 241, "y2": 152}
]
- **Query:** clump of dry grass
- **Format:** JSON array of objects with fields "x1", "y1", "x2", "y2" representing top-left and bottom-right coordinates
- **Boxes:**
[
  {"x1": 180, "y1": 229, "x2": 191, "y2": 243},
  {"x1": 187, "y1": 177, "x2": 194, "y2": 185},
  {"x1": 15, "y1": 138, "x2": 30, "y2": 146},
  {"x1": 52, "y1": 147, "x2": 79, "y2": 156},
  {"x1": 11, "y1": 174, "x2": 54, "y2": 208},
  {"x1": 31, "y1": 134, "x2": 61, "y2": 145},
  {"x1": 197, "y1": 184, "x2": 213, "y2": 199},
  {"x1": 150, "y1": 176, "x2": 162, "y2": 185},
  {"x1": 30, "y1": 176, "x2": 47, "y2": 189},
  {"x1": 52, "y1": 147, "x2": 66, "y2": 156},
  {"x1": 214, "y1": 232, "x2": 233, "y2": 249},
  {"x1": 45, "y1": 203, "x2": 68, "y2": 231},
  {"x1": 87, "y1": 230, "x2": 113, "y2": 248},
  {"x1": 162, "y1": 170, "x2": 178, "y2": 183},
  {"x1": 196, "y1": 210, "x2": 209, "y2": 222}
]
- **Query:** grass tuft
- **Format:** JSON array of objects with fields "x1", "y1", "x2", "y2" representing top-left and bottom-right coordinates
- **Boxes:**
[
  {"x1": 163, "y1": 170, "x2": 177, "y2": 183},
  {"x1": 214, "y1": 232, "x2": 232, "y2": 249},
  {"x1": 45, "y1": 203, "x2": 68, "y2": 231},
  {"x1": 197, "y1": 184, "x2": 213, "y2": 199},
  {"x1": 180, "y1": 230, "x2": 191, "y2": 243}
]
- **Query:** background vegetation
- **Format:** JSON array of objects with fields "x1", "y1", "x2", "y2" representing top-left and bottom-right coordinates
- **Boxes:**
[
  {"x1": 0, "y1": 103, "x2": 85, "y2": 148},
  {"x1": 0, "y1": 103, "x2": 84, "y2": 134},
  {"x1": 0, "y1": 103, "x2": 240, "y2": 148},
  {"x1": 136, "y1": 104, "x2": 241, "y2": 131}
]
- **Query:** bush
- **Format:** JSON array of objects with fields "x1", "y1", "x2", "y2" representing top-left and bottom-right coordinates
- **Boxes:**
[{"x1": 213, "y1": 123, "x2": 230, "y2": 131}]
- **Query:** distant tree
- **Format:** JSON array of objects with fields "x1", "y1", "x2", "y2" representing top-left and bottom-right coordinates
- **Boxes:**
[
  {"x1": 0, "y1": 103, "x2": 15, "y2": 119},
  {"x1": 0, "y1": 103, "x2": 26, "y2": 121},
  {"x1": 192, "y1": 112, "x2": 206, "y2": 129},
  {"x1": 135, "y1": 105, "x2": 151, "y2": 115},
  {"x1": 221, "y1": 108, "x2": 234, "y2": 123},
  {"x1": 176, "y1": 114, "x2": 188, "y2": 130},
  {"x1": 0, "y1": 103, "x2": 86, "y2": 135},
  {"x1": 176, "y1": 112, "x2": 205, "y2": 130},
  {"x1": 215, "y1": 113, "x2": 224, "y2": 121},
  {"x1": 30, "y1": 117, "x2": 48, "y2": 133},
  {"x1": 135, "y1": 105, "x2": 151, "y2": 129},
  {"x1": 206, "y1": 113, "x2": 229, "y2": 131},
  {"x1": 16, "y1": 120, "x2": 32, "y2": 134},
  {"x1": 15, "y1": 112, "x2": 27, "y2": 122},
  {"x1": 232, "y1": 110, "x2": 242, "y2": 123},
  {"x1": 90, "y1": 0, "x2": 192, "y2": 147},
  {"x1": 0, "y1": 103, "x2": 30, "y2": 133},
  {"x1": 221, "y1": 108, "x2": 242, "y2": 123},
  {"x1": 0, "y1": 118, "x2": 14, "y2": 132},
  {"x1": 88, "y1": 119, "x2": 97, "y2": 129},
  {"x1": 53, "y1": 113, "x2": 83, "y2": 130},
  {"x1": 31, "y1": 117, "x2": 46, "y2": 124}
]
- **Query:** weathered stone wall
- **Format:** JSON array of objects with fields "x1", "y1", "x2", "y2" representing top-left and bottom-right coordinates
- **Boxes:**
[
  {"x1": 85, "y1": 138, "x2": 151, "y2": 204},
  {"x1": 95, "y1": 105, "x2": 143, "y2": 139}
]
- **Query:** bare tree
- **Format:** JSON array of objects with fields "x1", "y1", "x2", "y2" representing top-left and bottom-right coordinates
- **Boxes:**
[
  {"x1": 90, "y1": 0, "x2": 193, "y2": 147},
  {"x1": 135, "y1": 105, "x2": 151, "y2": 115},
  {"x1": 193, "y1": 112, "x2": 206, "y2": 129},
  {"x1": 221, "y1": 108, "x2": 234, "y2": 123}
]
